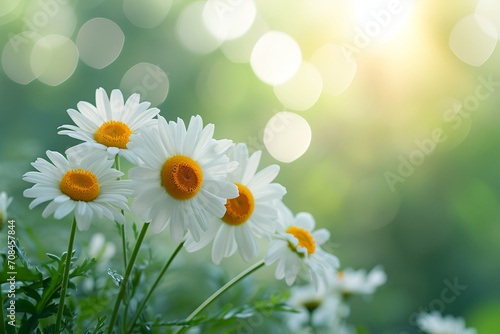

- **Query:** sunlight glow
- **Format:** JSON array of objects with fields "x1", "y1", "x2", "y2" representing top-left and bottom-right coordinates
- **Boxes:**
[
  {"x1": 202, "y1": 0, "x2": 256, "y2": 41},
  {"x1": 264, "y1": 112, "x2": 311, "y2": 163},
  {"x1": 273, "y1": 61, "x2": 323, "y2": 111},
  {"x1": 250, "y1": 31, "x2": 302, "y2": 86}
]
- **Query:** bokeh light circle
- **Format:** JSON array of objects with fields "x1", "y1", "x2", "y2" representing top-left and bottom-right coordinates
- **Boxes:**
[
  {"x1": 0, "y1": 0, "x2": 22, "y2": 24},
  {"x1": 220, "y1": 16, "x2": 269, "y2": 64},
  {"x1": 202, "y1": 0, "x2": 256, "y2": 41},
  {"x1": 123, "y1": 0, "x2": 172, "y2": 28},
  {"x1": 476, "y1": 0, "x2": 500, "y2": 40},
  {"x1": 449, "y1": 14, "x2": 497, "y2": 67},
  {"x1": 24, "y1": 1, "x2": 77, "y2": 38},
  {"x1": 31, "y1": 35, "x2": 79, "y2": 86},
  {"x1": 311, "y1": 44, "x2": 357, "y2": 96},
  {"x1": 264, "y1": 111, "x2": 311, "y2": 163},
  {"x1": 120, "y1": 63, "x2": 169, "y2": 107},
  {"x1": 77, "y1": 18, "x2": 125, "y2": 69},
  {"x1": 2, "y1": 32, "x2": 41, "y2": 85},
  {"x1": 273, "y1": 61, "x2": 323, "y2": 111},
  {"x1": 250, "y1": 31, "x2": 302, "y2": 86},
  {"x1": 176, "y1": 1, "x2": 220, "y2": 55}
]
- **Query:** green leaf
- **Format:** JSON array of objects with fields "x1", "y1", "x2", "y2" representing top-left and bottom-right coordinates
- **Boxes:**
[{"x1": 16, "y1": 299, "x2": 37, "y2": 314}]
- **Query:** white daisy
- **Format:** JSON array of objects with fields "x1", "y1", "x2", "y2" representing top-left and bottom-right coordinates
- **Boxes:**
[
  {"x1": 58, "y1": 87, "x2": 160, "y2": 164},
  {"x1": 265, "y1": 203, "x2": 340, "y2": 288},
  {"x1": 23, "y1": 150, "x2": 132, "y2": 230},
  {"x1": 0, "y1": 191, "x2": 13, "y2": 228},
  {"x1": 184, "y1": 143, "x2": 286, "y2": 264},
  {"x1": 330, "y1": 266, "x2": 387, "y2": 297},
  {"x1": 127, "y1": 115, "x2": 239, "y2": 243},
  {"x1": 417, "y1": 312, "x2": 476, "y2": 334},
  {"x1": 286, "y1": 283, "x2": 347, "y2": 331}
]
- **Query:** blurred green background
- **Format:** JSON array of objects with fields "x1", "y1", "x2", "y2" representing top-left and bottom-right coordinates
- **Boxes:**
[{"x1": 1, "y1": 0, "x2": 500, "y2": 332}]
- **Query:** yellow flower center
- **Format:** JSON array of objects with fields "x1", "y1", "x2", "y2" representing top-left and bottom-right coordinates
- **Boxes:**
[
  {"x1": 222, "y1": 183, "x2": 254, "y2": 226},
  {"x1": 161, "y1": 155, "x2": 203, "y2": 200},
  {"x1": 94, "y1": 120, "x2": 132, "y2": 149},
  {"x1": 287, "y1": 226, "x2": 316, "y2": 255},
  {"x1": 59, "y1": 169, "x2": 100, "y2": 202}
]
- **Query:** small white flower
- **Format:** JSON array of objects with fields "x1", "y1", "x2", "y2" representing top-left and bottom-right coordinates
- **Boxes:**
[
  {"x1": 287, "y1": 283, "x2": 347, "y2": 330},
  {"x1": 23, "y1": 150, "x2": 132, "y2": 231},
  {"x1": 128, "y1": 115, "x2": 239, "y2": 243},
  {"x1": 58, "y1": 87, "x2": 160, "y2": 164},
  {"x1": 0, "y1": 191, "x2": 13, "y2": 227},
  {"x1": 86, "y1": 233, "x2": 116, "y2": 263},
  {"x1": 417, "y1": 311, "x2": 476, "y2": 334},
  {"x1": 184, "y1": 143, "x2": 286, "y2": 264},
  {"x1": 265, "y1": 203, "x2": 340, "y2": 288},
  {"x1": 330, "y1": 266, "x2": 387, "y2": 296}
]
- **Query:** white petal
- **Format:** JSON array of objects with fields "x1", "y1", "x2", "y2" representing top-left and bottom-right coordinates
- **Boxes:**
[
  {"x1": 183, "y1": 115, "x2": 203, "y2": 156},
  {"x1": 53, "y1": 200, "x2": 76, "y2": 219},
  {"x1": 312, "y1": 228, "x2": 330, "y2": 246},
  {"x1": 247, "y1": 164, "x2": 279, "y2": 189},
  {"x1": 235, "y1": 224, "x2": 258, "y2": 262},
  {"x1": 75, "y1": 202, "x2": 93, "y2": 231},
  {"x1": 295, "y1": 212, "x2": 315, "y2": 231},
  {"x1": 46, "y1": 151, "x2": 70, "y2": 172},
  {"x1": 110, "y1": 89, "x2": 125, "y2": 115},
  {"x1": 95, "y1": 87, "x2": 113, "y2": 120}
]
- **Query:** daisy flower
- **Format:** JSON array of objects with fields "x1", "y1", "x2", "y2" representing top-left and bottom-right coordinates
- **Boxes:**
[
  {"x1": 0, "y1": 191, "x2": 13, "y2": 228},
  {"x1": 417, "y1": 311, "x2": 476, "y2": 334},
  {"x1": 265, "y1": 203, "x2": 340, "y2": 288},
  {"x1": 286, "y1": 283, "x2": 347, "y2": 331},
  {"x1": 127, "y1": 115, "x2": 239, "y2": 243},
  {"x1": 330, "y1": 266, "x2": 387, "y2": 297},
  {"x1": 184, "y1": 143, "x2": 286, "y2": 264},
  {"x1": 58, "y1": 87, "x2": 160, "y2": 164},
  {"x1": 23, "y1": 150, "x2": 132, "y2": 230}
]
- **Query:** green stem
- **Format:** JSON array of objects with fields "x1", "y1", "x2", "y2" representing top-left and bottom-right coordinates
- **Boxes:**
[
  {"x1": 177, "y1": 259, "x2": 265, "y2": 334},
  {"x1": 107, "y1": 222, "x2": 149, "y2": 334},
  {"x1": 54, "y1": 216, "x2": 77, "y2": 333},
  {"x1": 114, "y1": 155, "x2": 128, "y2": 270},
  {"x1": 127, "y1": 241, "x2": 185, "y2": 333}
]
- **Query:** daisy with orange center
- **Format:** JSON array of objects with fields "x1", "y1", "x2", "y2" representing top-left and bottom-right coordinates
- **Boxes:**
[
  {"x1": 58, "y1": 87, "x2": 160, "y2": 164},
  {"x1": 127, "y1": 115, "x2": 239, "y2": 243},
  {"x1": 265, "y1": 202, "x2": 340, "y2": 288},
  {"x1": 23, "y1": 151, "x2": 132, "y2": 230},
  {"x1": 184, "y1": 143, "x2": 286, "y2": 264}
]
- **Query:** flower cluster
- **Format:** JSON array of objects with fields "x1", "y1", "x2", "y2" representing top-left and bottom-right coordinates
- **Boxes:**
[
  {"x1": 21, "y1": 88, "x2": 343, "y2": 331},
  {"x1": 285, "y1": 266, "x2": 387, "y2": 333},
  {"x1": 24, "y1": 88, "x2": 339, "y2": 282},
  {"x1": 417, "y1": 312, "x2": 477, "y2": 334}
]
